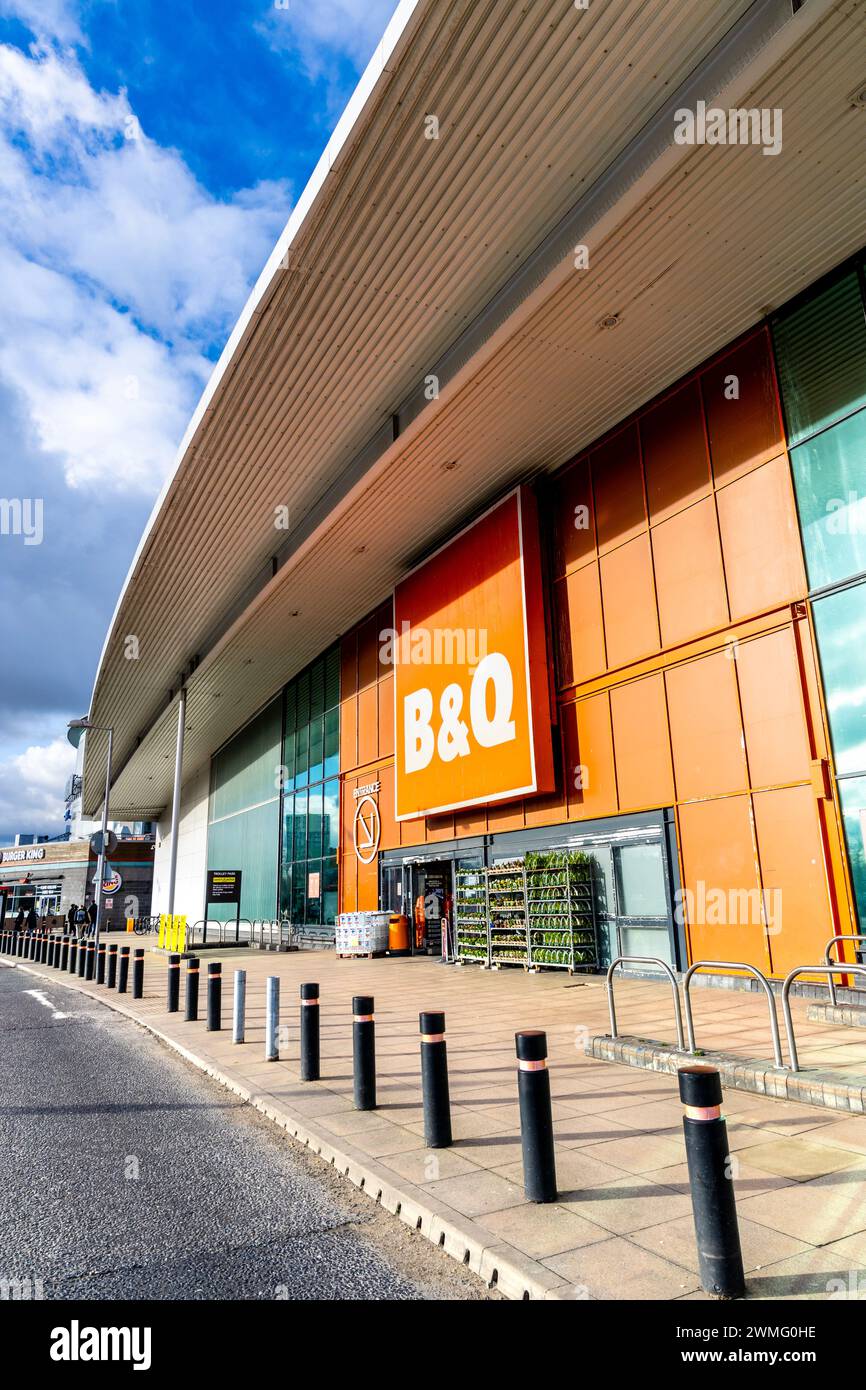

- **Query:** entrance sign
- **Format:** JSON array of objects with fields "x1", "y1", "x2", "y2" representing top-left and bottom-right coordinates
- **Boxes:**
[
  {"x1": 393, "y1": 487, "x2": 554, "y2": 819},
  {"x1": 353, "y1": 796, "x2": 381, "y2": 864}
]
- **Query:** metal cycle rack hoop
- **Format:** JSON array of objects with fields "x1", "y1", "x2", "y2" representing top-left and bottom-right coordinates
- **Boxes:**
[
  {"x1": 823, "y1": 935, "x2": 866, "y2": 1007},
  {"x1": 683, "y1": 960, "x2": 784, "y2": 1069},
  {"x1": 782, "y1": 963, "x2": 866, "y2": 1072},
  {"x1": 606, "y1": 955, "x2": 686, "y2": 1052}
]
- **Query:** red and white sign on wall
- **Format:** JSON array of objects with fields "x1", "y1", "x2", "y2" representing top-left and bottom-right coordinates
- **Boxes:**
[{"x1": 393, "y1": 487, "x2": 554, "y2": 820}]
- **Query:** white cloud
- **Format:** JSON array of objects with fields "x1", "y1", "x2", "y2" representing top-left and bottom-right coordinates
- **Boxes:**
[
  {"x1": 258, "y1": 0, "x2": 399, "y2": 112},
  {"x1": 0, "y1": 0, "x2": 82, "y2": 46},
  {"x1": 0, "y1": 41, "x2": 291, "y2": 492},
  {"x1": 0, "y1": 736, "x2": 75, "y2": 840}
]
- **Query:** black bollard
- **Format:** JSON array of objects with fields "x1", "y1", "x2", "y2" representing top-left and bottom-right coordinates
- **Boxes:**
[
  {"x1": 420, "y1": 1010, "x2": 452, "y2": 1148},
  {"x1": 515, "y1": 1030, "x2": 557, "y2": 1203},
  {"x1": 42, "y1": 933, "x2": 50, "y2": 966},
  {"x1": 185, "y1": 957, "x2": 199, "y2": 1022},
  {"x1": 84, "y1": 940, "x2": 95, "y2": 981},
  {"x1": 117, "y1": 945, "x2": 130, "y2": 994},
  {"x1": 96, "y1": 940, "x2": 106, "y2": 985},
  {"x1": 300, "y1": 983, "x2": 320, "y2": 1081},
  {"x1": 60, "y1": 936, "x2": 69, "y2": 972},
  {"x1": 68, "y1": 937, "x2": 78, "y2": 974},
  {"x1": 77, "y1": 937, "x2": 87, "y2": 977},
  {"x1": 679, "y1": 1065, "x2": 745, "y2": 1299},
  {"x1": 132, "y1": 948, "x2": 144, "y2": 1000},
  {"x1": 166, "y1": 953, "x2": 180, "y2": 1012},
  {"x1": 107, "y1": 943, "x2": 118, "y2": 989},
  {"x1": 47, "y1": 934, "x2": 56, "y2": 968},
  {"x1": 206, "y1": 961, "x2": 221, "y2": 1031},
  {"x1": 352, "y1": 995, "x2": 376, "y2": 1111}
]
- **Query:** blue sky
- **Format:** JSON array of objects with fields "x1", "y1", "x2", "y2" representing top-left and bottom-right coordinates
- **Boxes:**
[{"x1": 0, "y1": 0, "x2": 398, "y2": 839}]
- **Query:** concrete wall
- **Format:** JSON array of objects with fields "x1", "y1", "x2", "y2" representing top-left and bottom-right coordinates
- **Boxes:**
[{"x1": 152, "y1": 765, "x2": 210, "y2": 921}]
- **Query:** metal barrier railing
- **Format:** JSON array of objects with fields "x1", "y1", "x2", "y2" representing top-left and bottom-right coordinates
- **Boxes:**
[
  {"x1": 606, "y1": 955, "x2": 686, "y2": 1051},
  {"x1": 782, "y1": 963, "x2": 866, "y2": 1071},
  {"x1": 824, "y1": 935, "x2": 866, "y2": 1006},
  {"x1": 683, "y1": 960, "x2": 784, "y2": 1068},
  {"x1": 187, "y1": 917, "x2": 253, "y2": 947}
]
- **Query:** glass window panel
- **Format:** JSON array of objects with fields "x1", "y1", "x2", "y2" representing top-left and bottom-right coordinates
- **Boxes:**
[
  {"x1": 307, "y1": 783, "x2": 324, "y2": 858},
  {"x1": 295, "y1": 721, "x2": 309, "y2": 787},
  {"x1": 210, "y1": 699, "x2": 282, "y2": 822},
  {"x1": 282, "y1": 793, "x2": 295, "y2": 863},
  {"x1": 325, "y1": 646, "x2": 340, "y2": 711},
  {"x1": 615, "y1": 842, "x2": 667, "y2": 917},
  {"x1": 291, "y1": 867, "x2": 306, "y2": 924},
  {"x1": 295, "y1": 669, "x2": 310, "y2": 730},
  {"x1": 773, "y1": 271, "x2": 866, "y2": 445},
  {"x1": 813, "y1": 581, "x2": 866, "y2": 774},
  {"x1": 323, "y1": 856, "x2": 338, "y2": 925},
  {"x1": 279, "y1": 863, "x2": 292, "y2": 919},
  {"x1": 206, "y1": 798, "x2": 279, "y2": 921},
  {"x1": 285, "y1": 683, "x2": 296, "y2": 733},
  {"x1": 324, "y1": 706, "x2": 339, "y2": 778},
  {"x1": 308, "y1": 715, "x2": 324, "y2": 785},
  {"x1": 293, "y1": 788, "x2": 307, "y2": 861},
  {"x1": 839, "y1": 777, "x2": 866, "y2": 930},
  {"x1": 323, "y1": 778, "x2": 340, "y2": 856},
  {"x1": 790, "y1": 409, "x2": 866, "y2": 590},
  {"x1": 282, "y1": 726, "x2": 296, "y2": 794},
  {"x1": 304, "y1": 860, "x2": 323, "y2": 927},
  {"x1": 310, "y1": 660, "x2": 325, "y2": 719}
]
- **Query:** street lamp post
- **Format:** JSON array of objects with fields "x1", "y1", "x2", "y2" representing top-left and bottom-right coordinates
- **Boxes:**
[{"x1": 68, "y1": 718, "x2": 114, "y2": 957}]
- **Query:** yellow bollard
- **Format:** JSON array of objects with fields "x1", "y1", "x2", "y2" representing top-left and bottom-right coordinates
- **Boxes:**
[
  {"x1": 177, "y1": 917, "x2": 187, "y2": 955},
  {"x1": 126, "y1": 917, "x2": 134, "y2": 933}
]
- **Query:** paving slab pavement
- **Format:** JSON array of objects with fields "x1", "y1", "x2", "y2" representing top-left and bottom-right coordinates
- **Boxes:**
[{"x1": 7, "y1": 938, "x2": 866, "y2": 1300}]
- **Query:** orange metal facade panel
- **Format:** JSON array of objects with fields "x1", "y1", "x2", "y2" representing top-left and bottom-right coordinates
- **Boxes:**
[
  {"x1": 651, "y1": 496, "x2": 729, "y2": 648},
  {"x1": 640, "y1": 378, "x2": 712, "y2": 524},
  {"x1": 592, "y1": 423, "x2": 646, "y2": 553},
  {"x1": 599, "y1": 533, "x2": 660, "y2": 669},
  {"x1": 340, "y1": 856, "x2": 357, "y2": 912},
  {"x1": 677, "y1": 795, "x2": 769, "y2": 971},
  {"x1": 549, "y1": 456, "x2": 596, "y2": 576},
  {"x1": 554, "y1": 566, "x2": 606, "y2": 689},
  {"x1": 357, "y1": 616, "x2": 379, "y2": 691},
  {"x1": 357, "y1": 684, "x2": 378, "y2": 768},
  {"x1": 610, "y1": 673, "x2": 674, "y2": 811},
  {"x1": 377, "y1": 764, "x2": 398, "y2": 852},
  {"x1": 377, "y1": 672, "x2": 395, "y2": 760},
  {"x1": 666, "y1": 650, "x2": 748, "y2": 801},
  {"x1": 566, "y1": 692, "x2": 618, "y2": 820},
  {"x1": 701, "y1": 329, "x2": 785, "y2": 485},
  {"x1": 339, "y1": 696, "x2": 357, "y2": 772},
  {"x1": 736, "y1": 627, "x2": 813, "y2": 788},
  {"x1": 753, "y1": 785, "x2": 833, "y2": 977},
  {"x1": 340, "y1": 633, "x2": 357, "y2": 700},
  {"x1": 716, "y1": 455, "x2": 807, "y2": 622},
  {"x1": 485, "y1": 799, "x2": 526, "y2": 832}
]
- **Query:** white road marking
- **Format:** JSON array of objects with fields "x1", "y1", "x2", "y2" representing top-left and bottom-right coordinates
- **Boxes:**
[{"x1": 23, "y1": 988, "x2": 69, "y2": 1020}]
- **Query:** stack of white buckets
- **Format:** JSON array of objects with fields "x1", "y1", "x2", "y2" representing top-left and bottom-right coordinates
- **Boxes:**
[{"x1": 335, "y1": 910, "x2": 391, "y2": 956}]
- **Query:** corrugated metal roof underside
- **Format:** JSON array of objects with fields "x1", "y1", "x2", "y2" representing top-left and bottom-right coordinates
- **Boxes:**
[{"x1": 91, "y1": 0, "x2": 866, "y2": 816}]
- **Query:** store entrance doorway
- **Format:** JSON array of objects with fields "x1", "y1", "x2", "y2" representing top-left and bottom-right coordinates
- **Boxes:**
[{"x1": 410, "y1": 860, "x2": 454, "y2": 957}]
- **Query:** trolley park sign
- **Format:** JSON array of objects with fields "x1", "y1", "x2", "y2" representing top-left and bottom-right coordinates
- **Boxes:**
[{"x1": 393, "y1": 488, "x2": 554, "y2": 820}]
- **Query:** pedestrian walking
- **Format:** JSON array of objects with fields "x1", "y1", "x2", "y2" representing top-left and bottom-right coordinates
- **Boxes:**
[
  {"x1": 86, "y1": 900, "x2": 97, "y2": 937},
  {"x1": 66, "y1": 903, "x2": 78, "y2": 934},
  {"x1": 74, "y1": 904, "x2": 87, "y2": 939}
]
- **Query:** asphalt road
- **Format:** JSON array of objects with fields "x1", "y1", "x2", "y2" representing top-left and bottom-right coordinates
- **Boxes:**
[{"x1": 0, "y1": 962, "x2": 489, "y2": 1300}]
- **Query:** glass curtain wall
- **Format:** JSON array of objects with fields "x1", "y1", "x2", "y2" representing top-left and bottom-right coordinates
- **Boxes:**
[
  {"x1": 279, "y1": 646, "x2": 340, "y2": 932},
  {"x1": 773, "y1": 257, "x2": 866, "y2": 924}
]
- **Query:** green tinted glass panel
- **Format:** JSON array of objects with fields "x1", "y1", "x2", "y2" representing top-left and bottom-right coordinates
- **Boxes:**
[
  {"x1": 839, "y1": 777, "x2": 866, "y2": 929},
  {"x1": 308, "y1": 715, "x2": 324, "y2": 784},
  {"x1": 293, "y1": 789, "x2": 307, "y2": 860},
  {"x1": 773, "y1": 271, "x2": 866, "y2": 445},
  {"x1": 323, "y1": 856, "x2": 338, "y2": 926},
  {"x1": 296, "y1": 669, "x2": 310, "y2": 729},
  {"x1": 279, "y1": 863, "x2": 292, "y2": 918},
  {"x1": 323, "y1": 778, "x2": 339, "y2": 856},
  {"x1": 307, "y1": 784, "x2": 323, "y2": 858},
  {"x1": 295, "y1": 722, "x2": 309, "y2": 787},
  {"x1": 325, "y1": 647, "x2": 340, "y2": 711},
  {"x1": 324, "y1": 707, "x2": 339, "y2": 779},
  {"x1": 210, "y1": 699, "x2": 281, "y2": 822},
  {"x1": 310, "y1": 660, "x2": 325, "y2": 719},
  {"x1": 813, "y1": 581, "x2": 866, "y2": 774},
  {"x1": 790, "y1": 408, "x2": 866, "y2": 589},
  {"x1": 285, "y1": 683, "x2": 296, "y2": 733},
  {"x1": 282, "y1": 726, "x2": 296, "y2": 793},
  {"x1": 282, "y1": 794, "x2": 295, "y2": 862},
  {"x1": 206, "y1": 798, "x2": 279, "y2": 921}
]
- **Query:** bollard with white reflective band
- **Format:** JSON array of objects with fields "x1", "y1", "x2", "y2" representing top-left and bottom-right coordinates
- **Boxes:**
[
  {"x1": 515, "y1": 1030, "x2": 557, "y2": 1203},
  {"x1": 166, "y1": 953, "x2": 180, "y2": 1013},
  {"x1": 117, "y1": 945, "x2": 130, "y2": 994},
  {"x1": 300, "y1": 983, "x2": 320, "y2": 1081},
  {"x1": 419, "y1": 1010, "x2": 452, "y2": 1149},
  {"x1": 185, "y1": 957, "x2": 199, "y2": 1022},
  {"x1": 132, "y1": 948, "x2": 144, "y2": 1000},
  {"x1": 106, "y1": 942, "x2": 118, "y2": 989},
  {"x1": 232, "y1": 969, "x2": 246, "y2": 1043},
  {"x1": 679, "y1": 1065, "x2": 745, "y2": 1300},
  {"x1": 352, "y1": 995, "x2": 376, "y2": 1111},
  {"x1": 265, "y1": 976, "x2": 280, "y2": 1061},
  {"x1": 207, "y1": 961, "x2": 221, "y2": 1031},
  {"x1": 96, "y1": 940, "x2": 106, "y2": 985}
]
